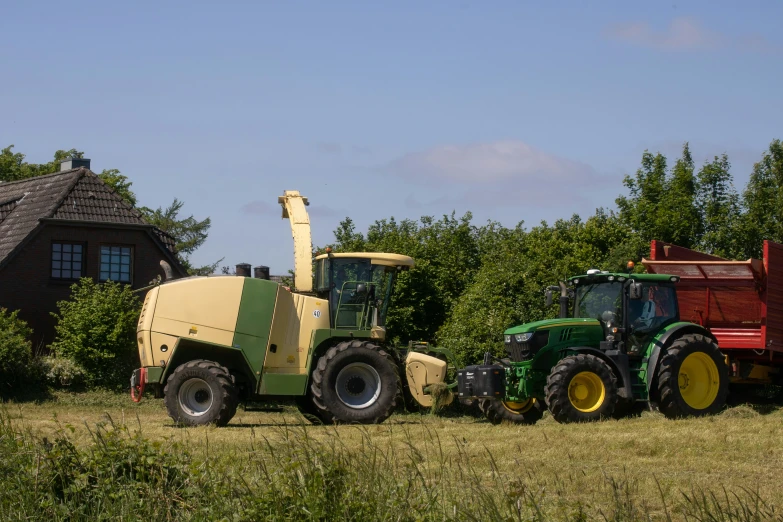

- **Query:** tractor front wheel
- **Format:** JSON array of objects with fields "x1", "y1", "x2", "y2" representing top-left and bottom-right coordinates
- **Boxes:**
[
  {"x1": 545, "y1": 354, "x2": 618, "y2": 423},
  {"x1": 657, "y1": 334, "x2": 728, "y2": 418},
  {"x1": 164, "y1": 360, "x2": 239, "y2": 426},
  {"x1": 310, "y1": 340, "x2": 401, "y2": 424},
  {"x1": 479, "y1": 398, "x2": 544, "y2": 425}
]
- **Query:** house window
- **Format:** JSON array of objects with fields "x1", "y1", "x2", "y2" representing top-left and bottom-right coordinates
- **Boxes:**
[
  {"x1": 100, "y1": 245, "x2": 133, "y2": 283},
  {"x1": 51, "y1": 242, "x2": 85, "y2": 280}
]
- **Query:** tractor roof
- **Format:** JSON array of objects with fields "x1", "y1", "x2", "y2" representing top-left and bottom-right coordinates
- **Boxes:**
[
  {"x1": 314, "y1": 252, "x2": 415, "y2": 268},
  {"x1": 568, "y1": 272, "x2": 679, "y2": 284}
]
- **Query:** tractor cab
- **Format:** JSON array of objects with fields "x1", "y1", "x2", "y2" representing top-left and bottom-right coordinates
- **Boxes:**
[
  {"x1": 313, "y1": 253, "x2": 414, "y2": 336},
  {"x1": 567, "y1": 271, "x2": 681, "y2": 353}
]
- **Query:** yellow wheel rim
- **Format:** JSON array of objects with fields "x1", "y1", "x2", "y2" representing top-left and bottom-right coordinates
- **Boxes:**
[
  {"x1": 568, "y1": 372, "x2": 605, "y2": 413},
  {"x1": 678, "y1": 352, "x2": 720, "y2": 410},
  {"x1": 502, "y1": 399, "x2": 535, "y2": 414}
]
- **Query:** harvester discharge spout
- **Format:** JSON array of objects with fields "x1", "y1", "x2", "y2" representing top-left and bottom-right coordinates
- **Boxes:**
[{"x1": 278, "y1": 190, "x2": 313, "y2": 292}]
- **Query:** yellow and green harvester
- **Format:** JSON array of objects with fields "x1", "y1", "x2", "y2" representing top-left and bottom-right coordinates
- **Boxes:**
[{"x1": 131, "y1": 191, "x2": 452, "y2": 425}]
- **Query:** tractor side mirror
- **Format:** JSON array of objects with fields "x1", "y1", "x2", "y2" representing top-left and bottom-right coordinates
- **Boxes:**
[
  {"x1": 355, "y1": 283, "x2": 367, "y2": 295},
  {"x1": 629, "y1": 282, "x2": 643, "y2": 300}
]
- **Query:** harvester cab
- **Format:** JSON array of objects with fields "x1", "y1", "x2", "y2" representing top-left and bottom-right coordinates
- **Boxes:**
[
  {"x1": 458, "y1": 267, "x2": 729, "y2": 425},
  {"x1": 130, "y1": 190, "x2": 452, "y2": 426}
]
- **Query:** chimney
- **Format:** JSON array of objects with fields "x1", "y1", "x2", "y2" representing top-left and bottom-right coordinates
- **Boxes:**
[
  {"x1": 235, "y1": 263, "x2": 251, "y2": 277},
  {"x1": 254, "y1": 266, "x2": 270, "y2": 280},
  {"x1": 60, "y1": 157, "x2": 91, "y2": 171}
]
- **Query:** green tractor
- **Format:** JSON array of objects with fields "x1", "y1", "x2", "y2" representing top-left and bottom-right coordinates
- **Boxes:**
[{"x1": 457, "y1": 267, "x2": 729, "y2": 424}]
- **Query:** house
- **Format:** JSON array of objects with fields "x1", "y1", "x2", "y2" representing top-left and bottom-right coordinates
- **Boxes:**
[{"x1": 0, "y1": 158, "x2": 188, "y2": 346}]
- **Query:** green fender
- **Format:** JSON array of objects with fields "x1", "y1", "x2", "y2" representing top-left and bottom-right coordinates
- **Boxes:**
[{"x1": 644, "y1": 322, "x2": 717, "y2": 394}]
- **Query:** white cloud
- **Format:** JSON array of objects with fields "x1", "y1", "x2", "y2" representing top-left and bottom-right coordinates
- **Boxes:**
[
  {"x1": 386, "y1": 141, "x2": 606, "y2": 209},
  {"x1": 605, "y1": 17, "x2": 719, "y2": 51},
  {"x1": 388, "y1": 140, "x2": 597, "y2": 185},
  {"x1": 316, "y1": 142, "x2": 342, "y2": 154},
  {"x1": 605, "y1": 17, "x2": 778, "y2": 53},
  {"x1": 240, "y1": 201, "x2": 276, "y2": 216}
]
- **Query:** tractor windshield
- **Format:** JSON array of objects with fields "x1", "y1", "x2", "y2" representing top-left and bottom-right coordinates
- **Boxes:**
[
  {"x1": 330, "y1": 259, "x2": 395, "y2": 330},
  {"x1": 573, "y1": 282, "x2": 624, "y2": 324}
]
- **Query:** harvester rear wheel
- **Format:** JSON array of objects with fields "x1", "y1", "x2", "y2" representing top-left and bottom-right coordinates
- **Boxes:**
[
  {"x1": 657, "y1": 334, "x2": 728, "y2": 419},
  {"x1": 545, "y1": 354, "x2": 618, "y2": 423},
  {"x1": 164, "y1": 360, "x2": 239, "y2": 426},
  {"x1": 479, "y1": 398, "x2": 543, "y2": 425},
  {"x1": 311, "y1": 340, "x2": 401, "y2": 424},
  {"x1": 294, "y1": 394, "x2": 334, "y2": 425}
]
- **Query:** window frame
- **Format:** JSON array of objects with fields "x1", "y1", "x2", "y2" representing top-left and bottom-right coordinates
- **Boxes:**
[
  {"x1": 98, "y1": 243, "x2": 135, "y2": 284},
  {"x1": 50, "y1": 241, "x2": 86, "y2": 281}
]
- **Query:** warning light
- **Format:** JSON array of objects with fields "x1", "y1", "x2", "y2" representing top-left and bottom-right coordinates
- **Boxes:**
[
  {"x1": 626, "y1": 260, "x2": 635, "y2": 273},
  {"x1": 325, "y1": 247, "x2": 333, "y2": 254}
]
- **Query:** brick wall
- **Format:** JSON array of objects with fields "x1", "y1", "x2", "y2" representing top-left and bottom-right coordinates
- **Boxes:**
[{"x1": 0, "y1": 223, "x2": 180, "y2": 347}]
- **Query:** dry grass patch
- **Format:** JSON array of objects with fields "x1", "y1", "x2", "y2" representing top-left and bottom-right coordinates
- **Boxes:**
[{"x1": 3, "y1": 392, "x2": 783, "y2": 520}]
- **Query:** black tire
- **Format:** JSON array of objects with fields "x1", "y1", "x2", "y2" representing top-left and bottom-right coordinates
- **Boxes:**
[
  {"x1": 545, "y1": 354, "x2": 618, "y2": 423},
  {"x1": 294, "y1": 394, "x2": 334, "y2": 425},
  {"x1": 310, "y1": 340, "x2": 401, "y2": 424},
  {"x1": 479, "y1": 398, "x2": 544, "y2": 425},
  {"x1": 612, "y1": 397, "x2": 636, "y2": 419},
  {"x1": 657, "y1": 334, "x2": 728, "y2": 419},
  {"x1": 164, "y1": 360, "x2": 238, "y2": 426}
]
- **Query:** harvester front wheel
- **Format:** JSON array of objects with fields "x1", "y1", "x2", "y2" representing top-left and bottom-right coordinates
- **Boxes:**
[
  {"x1": 311, "y1": 340, "x2": 400, "y2": 424},
  {"x1": 545, "y1": 354, "x2": 618, "y2": 423},
  {"x1": 479, "y1": 398, "x2": 543, "y2": 425},
  {"x1": 164, "y1": 360, "x2": 238, "y2": 426},
  {"x1": 657, "y1": 334, "x2": 728, "y2": 419}
]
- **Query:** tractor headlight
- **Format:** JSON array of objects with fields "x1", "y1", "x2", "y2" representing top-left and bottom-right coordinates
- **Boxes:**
[
  {"x1": 504, "y1": 335, "x2": 512, "y2": 344},
  {"x1": 515, "y1": 333, "x2": 533, "y2": 343}
]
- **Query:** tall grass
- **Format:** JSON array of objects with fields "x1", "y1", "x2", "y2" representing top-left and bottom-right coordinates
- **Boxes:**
[{"x1": 0, "y1": 409, "x2": 779, "y2": 521}]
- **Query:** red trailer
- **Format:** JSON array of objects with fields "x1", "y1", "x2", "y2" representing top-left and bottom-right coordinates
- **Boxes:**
[{"x1": 643, "y1": 240, "x2": 783, "y2": 384}]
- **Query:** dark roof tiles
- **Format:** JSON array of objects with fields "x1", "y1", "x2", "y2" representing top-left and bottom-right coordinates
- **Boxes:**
[{"x1": 0, "y1": 169, "x2": 176, "y2": 268}]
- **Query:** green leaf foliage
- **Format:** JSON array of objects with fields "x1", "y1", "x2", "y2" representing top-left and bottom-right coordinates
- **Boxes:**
[
  {"x1": 0, "y1": 308, "x2": 34, "y2": 393},
  {"x1": 740, "y1": 139, "x2": 783, "y2": 258},
  {"x1": 50, "y1": 279, "x2": 141, "y2": 388},
  {"x1": 139, "y1": 198, "x2": 220, "y2": 274}
]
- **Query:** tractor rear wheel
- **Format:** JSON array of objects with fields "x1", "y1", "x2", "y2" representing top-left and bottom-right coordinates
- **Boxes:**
[
  {"x1": 545, "y1": 354, "x2": 618, "y2": 423},
  {"x1": 164, "y1": 360, "x2": 239, "y2": 426},
  {"x1": 310, "y1": 340, "x2": 401, "y2": 424},
  {"x1": 479, "y1": 398, "x2": 544, "y2": 425},
  {"x1": 657, "y1": 334, "x2": 728, "y2": 419}
]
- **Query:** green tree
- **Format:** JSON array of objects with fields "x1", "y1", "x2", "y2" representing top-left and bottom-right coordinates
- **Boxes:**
[
  {"x1": 695, "y1": 154, "x2": 741, "y2": 257},
  {"x1": 740, "y1": 139, "x2": 783, "y2": 258},
  {"x1": 140, "y1": 199, "x2": 220, "y2": 275},
  {"x1": 50, "y1": 279, "x2": 141, "y2": 387},
  {"x1": 616, "y1": 143, "x2": 700, "y2": 248}
]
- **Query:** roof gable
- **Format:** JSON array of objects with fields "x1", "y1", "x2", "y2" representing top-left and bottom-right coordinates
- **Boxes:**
[{"x1": 0, "y1": 169, "x2": 182, "y2": 273}]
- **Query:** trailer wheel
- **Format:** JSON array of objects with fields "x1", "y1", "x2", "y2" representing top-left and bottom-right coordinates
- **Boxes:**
[
  {"x1": 164, "y1": 360, "x2": 238, "y2": 426},
  {"x1": 545, "y1": 354, "x2": 618, "y2": 423},
  {"x1": 657, "y1": 334, "x2": 728, "y2": 418},
  {"x1": 310, "y1": 340, "x2": 401, "y2": 424},
  {"x1": 479, "y1": 398, "x2": 544, "y2": 425}
]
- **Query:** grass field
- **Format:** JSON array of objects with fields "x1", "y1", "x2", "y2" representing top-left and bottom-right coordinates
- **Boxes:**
[{"x1": 3, "y1": 391, "x2": 783, "y2": 521}]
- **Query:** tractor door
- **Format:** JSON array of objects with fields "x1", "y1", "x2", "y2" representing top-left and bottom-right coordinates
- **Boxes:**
[{"x1": 625, "y1": 283, "x2": 679, "y2": 355}]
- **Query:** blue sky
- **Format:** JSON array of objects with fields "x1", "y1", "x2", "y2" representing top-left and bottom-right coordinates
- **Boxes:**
[{"x1": 2, "y1": 1, "x2": 781, "y2": 273}]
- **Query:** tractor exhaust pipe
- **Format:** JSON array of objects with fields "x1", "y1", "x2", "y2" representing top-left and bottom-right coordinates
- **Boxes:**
[
  {"x1": 545, "y1": 281, "x2": 570, "y2": 318},
  {"x1": 558, "y1": 281, "x2": 569, "y2": 318}
]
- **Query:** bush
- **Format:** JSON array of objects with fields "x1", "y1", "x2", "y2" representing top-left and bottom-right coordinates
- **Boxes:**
[
  {"x1": 0, "y1": 308, "x2": 34, "y2": 394},
  {"x1": 39, "y1": 356, "x2": 87, "y2": 388},
  {"x1": 50, "y1": 279, "x2": 141, "y2": 388}
]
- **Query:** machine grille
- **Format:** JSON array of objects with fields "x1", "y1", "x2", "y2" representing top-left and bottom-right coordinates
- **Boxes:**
[{"x1": 505, "y1": 331, "x2": 550, "y2": 362}]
